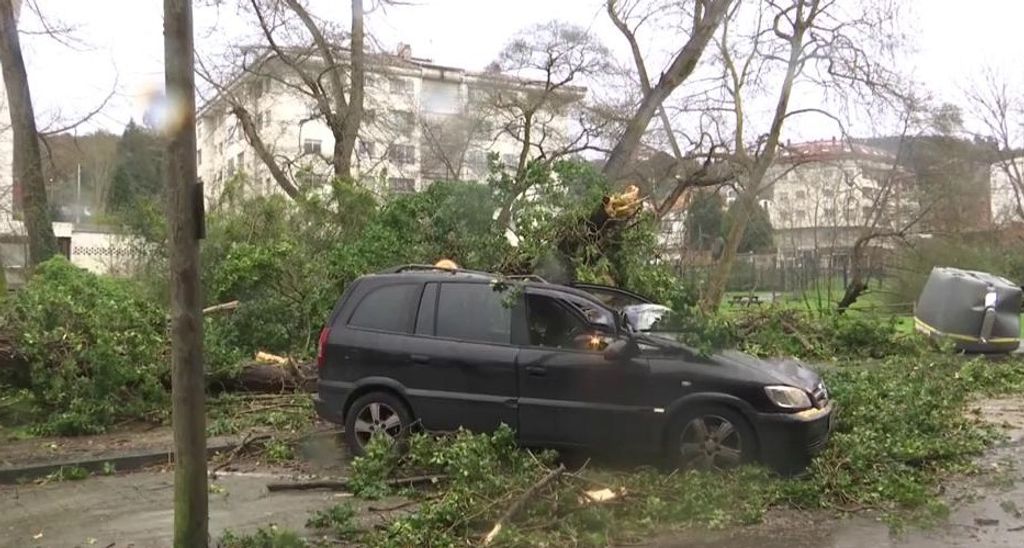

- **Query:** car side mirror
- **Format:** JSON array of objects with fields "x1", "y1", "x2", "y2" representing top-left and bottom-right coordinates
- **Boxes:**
[{"x1": 604, "y1": 337, "x2": 639, "y2": 361}]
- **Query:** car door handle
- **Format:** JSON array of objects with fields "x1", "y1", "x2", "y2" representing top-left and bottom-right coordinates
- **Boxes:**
[
  {"x1": 410, "y1": 354, "x2": 431, "y2": 364},
  {"x1": 525, "y1": 365, "x2": 546, "y2": 376}
]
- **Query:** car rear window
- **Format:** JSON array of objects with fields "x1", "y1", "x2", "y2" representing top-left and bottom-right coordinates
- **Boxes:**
[
  {"x1": 348, "y1": 283, "x2": 422, "y2": 333},
  {"x1": 436, "y1": 282, "x2": 511, "y2": 344}
]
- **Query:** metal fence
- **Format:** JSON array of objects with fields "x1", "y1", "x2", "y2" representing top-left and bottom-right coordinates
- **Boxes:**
[{"x1": 667, "y1": 249, "x2": 893, "y2": 295}]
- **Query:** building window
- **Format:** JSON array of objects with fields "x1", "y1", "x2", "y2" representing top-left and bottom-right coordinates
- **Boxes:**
[
  {"x1": 861, "y1": 206, "x2": 873, "y2": 221},
  {"x1": 795, "y1": 190, "x2": 806, "y2": 199},
  {"x1": 236, "y1": 152, "x2": 244, "y2": 171},
  {"x1": 466, "y1": 150, "x2": 488, "y2": 172},
  {"x1": 389, "y1": 177, "x2": 415, "y2": 193},
  {"x1": 823, "y1": 207, "x2": 835, "y2": 219},
  {"x1": 422, "y1": 80, "x2": 460, "y2": 114},
  {"x1": 501, "y1": 153, "x2": 518, "y2": 167},
  {"x1": 795, "y1": 209, "x2": 806, "y2": 221},
  {"x1": 822, "y1": 188, "x2": 835, "y2": 198},
  {"x1": 227, "y1": 158, "x2": 236, "y2": 175},
  {"x1": 303, "y1": 139, "x2": 322, "y2": 155},
  {"x1": 389, "y1": 144, "x2": 415, "y2": 165},
  {"x1": 364, "y1": 109, "x2": 376, "y2": 124},
  {"x1": 389, "y1": 77, "x2": 413, "y2": 95},
  {"x1": 392, "y1": 110, "x2": 416, "y2": 134},
  {"x1": 197, "y1": 149, "x2": 202, "y2": 166},
  {"x1": 359, "y1": 140, "x2": 376, "y2": 158}
]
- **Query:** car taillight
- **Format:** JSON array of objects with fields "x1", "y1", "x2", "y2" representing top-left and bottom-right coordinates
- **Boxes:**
[{"x1": 316, "y1": 327, "x2": 331, "y2": 368}]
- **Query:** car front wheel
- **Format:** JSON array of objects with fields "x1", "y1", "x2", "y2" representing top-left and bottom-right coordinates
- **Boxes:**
[
  {"x1": 666, "y1": 405, "x2": 757, "y2": 470},
  {"x1": 344, "y1": 391, "x2": 413, "y2": 457}
]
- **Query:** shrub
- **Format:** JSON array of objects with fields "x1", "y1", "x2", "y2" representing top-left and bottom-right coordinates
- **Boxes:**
[{"x1": 2, "y1": 257, "x2": 167, "y2": 435}]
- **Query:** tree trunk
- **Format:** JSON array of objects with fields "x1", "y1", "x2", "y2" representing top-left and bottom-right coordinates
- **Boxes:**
[
  {"x1": 602, "y1": 0, "x2": 732, "y2": 183},
  {"x1": 0, "y1": 0, "x2": 57, "y2": 266},
  {"x1": 700, "y1": 192, "x2": 753, "y2": 311},
  {"x1": 164, "y1": 1, "x2": 207, "y2": 546},
  {"x1": 495, "y1": 113, "x2": 534, "y2": 229},
  {"x1": 332, "y1": 0, "x2": 365, "y2": 181},
  {"x1": 837, "y1": 237, "x2": 870, "y2": 312}
]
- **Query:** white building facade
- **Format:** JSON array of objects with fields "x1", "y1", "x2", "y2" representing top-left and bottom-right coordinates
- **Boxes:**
[
  {"x1": 990, "y1": 158, "x2": 1024, "y2": 225},
  {"x1": 197, "y1": 48, "x2": 581, "y2": 205},
  {"x1": 766, "y1": 140, "x2": 916, "y2": 255}
]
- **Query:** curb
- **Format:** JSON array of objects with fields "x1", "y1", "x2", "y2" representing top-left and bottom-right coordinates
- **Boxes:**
[{"x1": 0, "y1": 437, "x2": 239, "y2": 485}]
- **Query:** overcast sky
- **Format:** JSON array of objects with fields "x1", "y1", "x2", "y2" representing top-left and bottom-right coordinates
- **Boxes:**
[{"x1": 14, "y1": 0, "x2": 1024, "y2": 138}]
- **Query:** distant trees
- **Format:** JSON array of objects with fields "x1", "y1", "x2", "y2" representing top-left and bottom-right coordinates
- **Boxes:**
[
  {"x1": 108, "y1": 121, "x2": 166, "y2": 214},
  {"x1": 40, "y1": 131, "x2": 119, "y2": 220},
  {"x1": 684, "y1": 191, "x2": 724, "y2": 251}
]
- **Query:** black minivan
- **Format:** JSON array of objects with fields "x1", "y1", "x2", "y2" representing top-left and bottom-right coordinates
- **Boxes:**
[{"x1": 315, "y1": 265, "x2": 832, "y2": 472}]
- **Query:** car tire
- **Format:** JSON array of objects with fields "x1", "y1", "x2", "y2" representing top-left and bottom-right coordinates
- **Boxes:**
[
  {"x1": 344, "y1": 391, "x2": 414, "y2": 458},
  {"x1": 664, "y1": 404, "x2": 757, "y2": 470}
]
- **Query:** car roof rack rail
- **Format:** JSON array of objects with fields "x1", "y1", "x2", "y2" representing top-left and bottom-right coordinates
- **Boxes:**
[
  {"x1": 384, "y1": 264, "x2": 493, "y2": 276},
  {"x1": 504, "y1": 274, "x2": 549, "y2": 283}
]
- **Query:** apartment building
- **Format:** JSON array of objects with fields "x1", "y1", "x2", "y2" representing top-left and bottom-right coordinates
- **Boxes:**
[
  {"x1": 766, "y1": 139, "x2": 916, "y2": 254},
  {"x1": 990, "y1": 158, "x2": 1024, "y2": 225},
  {"x1": 197, "y1": 45, "x2": 583, "y2": 205}
]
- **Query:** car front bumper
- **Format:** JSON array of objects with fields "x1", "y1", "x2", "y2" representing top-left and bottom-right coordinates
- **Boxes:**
[{"x1": 753, "y1": 402, "x2": 834, "y2": 474}]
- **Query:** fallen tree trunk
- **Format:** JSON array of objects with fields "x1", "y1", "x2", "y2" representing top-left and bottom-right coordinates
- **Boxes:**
[{"x1": 219, "y1": 359, "x2": 316, "y2": 393}]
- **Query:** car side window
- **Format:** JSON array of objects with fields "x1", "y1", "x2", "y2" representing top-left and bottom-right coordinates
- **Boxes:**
[
  {"x1": 436, "y1": 283, "x2": 511, "y2": 344},
  {"x1": 526, "y1": 293, "x2": 605, "y2": 351},
  {"x1": 348, "y1": 283, "x2": 422, "y2": 333}
]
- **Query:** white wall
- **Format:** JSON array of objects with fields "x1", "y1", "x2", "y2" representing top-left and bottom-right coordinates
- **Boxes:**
[{"x1": 991, "y1": 159, "x2": 1024, "y2": 225}]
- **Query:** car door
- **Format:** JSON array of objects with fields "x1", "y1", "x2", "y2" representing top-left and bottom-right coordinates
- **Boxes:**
[
  {"x1": 515, "y1": 289, "x2": 655, "y2": 450},
  {"x1": 401, "y1": 281, "x2": 520, "y2": 434}
]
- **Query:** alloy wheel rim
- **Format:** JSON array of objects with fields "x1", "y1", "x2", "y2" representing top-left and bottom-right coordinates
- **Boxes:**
[
  {"x1": 679, "y1": 414, "x2": 743, "y2": 469},
  {"x1": 353, "y1": 402, "x2": 402, "y2": 448}
]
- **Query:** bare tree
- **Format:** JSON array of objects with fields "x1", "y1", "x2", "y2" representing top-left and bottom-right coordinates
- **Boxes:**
[
  {"x1": 834, "y1": 101, "x2": 942, "y2": 310},
  {"x1": 0, "y1": 0, "x2": 56, "y2": 265},
  {"x1": 602, "y1": 0, "x2": 733, "y2": 183},
  {"x1": 698, "y1": 0, "x2": 906, "y2": 310},
  {"x1": 967, "y1": 70, "x2": 1024, "y2": 225},
  {"x1": 199, "y1": 0, "x2": 368, "y2": 197},
  {"x1": 419, "y1": 102, "x2": 493, "y2": 182},
  {"x1": 487, "y1": 21, "x2": 614, "y2": 227}
]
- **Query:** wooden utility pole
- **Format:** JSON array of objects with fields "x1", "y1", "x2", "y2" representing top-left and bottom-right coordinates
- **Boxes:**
[
  {"x1": 164, "y1": 0, "x2": 207, "y2": 546},
  {"x1": 0, "y1": 0, "x2": 57, "y2": 266}
]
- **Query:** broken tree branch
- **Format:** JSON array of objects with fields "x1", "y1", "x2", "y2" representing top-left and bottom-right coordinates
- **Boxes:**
[
  {"x1": 266, "y1": 474, "x2": 447, "y2": 492},
  {"x1": 482, "y1": 463, "x2": 566, "y2": 545},
  {"x1": 202, "y1": 300, "x2": 240, "y2": 315}
]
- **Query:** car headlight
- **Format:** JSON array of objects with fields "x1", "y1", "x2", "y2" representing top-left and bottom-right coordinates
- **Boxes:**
[{"x1": 764, "y1": 385, "x2": 812, "y2": 410}]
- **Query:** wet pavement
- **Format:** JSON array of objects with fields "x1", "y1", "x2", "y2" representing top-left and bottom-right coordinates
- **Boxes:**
[{"x1": 2, "y1": 400, "x2": 1024, "y2": 547}]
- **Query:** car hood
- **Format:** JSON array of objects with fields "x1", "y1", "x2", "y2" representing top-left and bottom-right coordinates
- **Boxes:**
[
  {"x1": 712, "y1": 349, "x2": 821, "y2": 391},
  {"x1": 637, "y1": 333, "x2": 821, "y2": 391}
]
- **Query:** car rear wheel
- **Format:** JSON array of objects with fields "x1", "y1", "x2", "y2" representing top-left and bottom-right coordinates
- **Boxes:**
[
  {"x1": 666, "y1": 405, "x2": 756, "y2": 470},
  {"x1": 344, "y1": 391, "x2": 413, "y2": 457}
]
